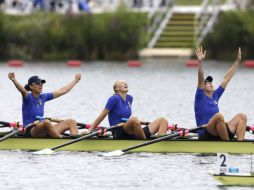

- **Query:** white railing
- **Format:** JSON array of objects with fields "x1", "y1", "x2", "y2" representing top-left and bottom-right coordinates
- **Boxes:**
[
  {"x1": 147, "y1": 0, "x2": 169, "y2": 19},
  {"x1": 195, "y1": 0, "x2": 221, "y2": 47},
  {"x1": 148, "y1": 0, "x2": 175, "y2": 48}
]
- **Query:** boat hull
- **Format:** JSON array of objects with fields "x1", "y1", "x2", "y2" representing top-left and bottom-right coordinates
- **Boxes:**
[
  {"x1": 0, "y1": 137, "x2": 254, "y2": 154},
  {"x1": 213, "y1": 174, "x2": 254, "y2": 186}
]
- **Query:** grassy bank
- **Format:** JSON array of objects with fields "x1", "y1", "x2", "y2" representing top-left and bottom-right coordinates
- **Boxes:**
[
  {"x1": 203, "y1": 11, "x2": 254, "y2": 60},
  {"x1": 0, "y1": 12, "x2": 146, "y2": 61}
]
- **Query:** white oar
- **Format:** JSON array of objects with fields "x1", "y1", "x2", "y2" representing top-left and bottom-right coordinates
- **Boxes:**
[
  {"x1": 33, "y1": 122, "x2": 124, "y2": 155},
  {"x1": 102, "y1": 127, "x2": 203, "y2": 157}
]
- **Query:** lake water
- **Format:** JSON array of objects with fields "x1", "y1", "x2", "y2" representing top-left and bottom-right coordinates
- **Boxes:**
[{"x1": 0, "y1": 59, "x2": 254, "y2": 189}]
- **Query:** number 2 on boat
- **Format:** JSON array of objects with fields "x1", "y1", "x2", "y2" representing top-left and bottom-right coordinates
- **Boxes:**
[{"x1": 217, "y1": 153, "x2": 228, "y2": 174}]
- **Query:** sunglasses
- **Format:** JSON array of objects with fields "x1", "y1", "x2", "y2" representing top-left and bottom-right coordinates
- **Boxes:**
[
  {"x1": 205, "y1": 81, "x2": 212, "y2": 85},
  {"x1": 33, "y1": 81, "x2": 44, "y2": 85}
]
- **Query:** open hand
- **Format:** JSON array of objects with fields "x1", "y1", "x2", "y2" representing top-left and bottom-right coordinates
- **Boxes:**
[{"x1": 195, "y1": 46, "x2": 206, "y2": 62}]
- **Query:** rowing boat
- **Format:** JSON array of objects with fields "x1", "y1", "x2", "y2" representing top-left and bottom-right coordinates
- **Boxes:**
[
  {"x1": 212, "y1": 173, "x2": 254, "y2": 186},
  {"x1": 0, "y1": 137, "x2": 253, "y2": 153}
]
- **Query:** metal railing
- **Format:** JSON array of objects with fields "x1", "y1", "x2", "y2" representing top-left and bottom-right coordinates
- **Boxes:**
[
  {"x1": 147, "y1": 0, "x2": 175, "y2": 48},
  {"x1": 195, "y1": 0, "x2": 221, "y2": 47}
]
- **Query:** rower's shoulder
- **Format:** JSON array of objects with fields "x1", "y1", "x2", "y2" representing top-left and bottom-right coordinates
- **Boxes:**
[
  {"x1": 126, "y1": 94, "x2": 133, "y2": 101},
  {"x1": 108, "y1": 94, "x2": 121, "y2": 101},
  {"x1": 126, "y1": 94, "x2": 133, "y2": 98}
]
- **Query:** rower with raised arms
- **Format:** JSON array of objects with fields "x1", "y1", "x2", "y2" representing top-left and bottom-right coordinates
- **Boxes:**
[
  {"x1": 194, "y1": 46, "x2": 247, "y2": 141},
  {"x1": 85, "y1": 80, "x2": 169, "y2": 139},
  {"x1": 8, "y1": 73, "x2": 81, "y2": 138}
]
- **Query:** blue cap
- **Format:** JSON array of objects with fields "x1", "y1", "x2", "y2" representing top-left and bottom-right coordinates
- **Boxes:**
[
  {"x1": 205, "y1": 76, "x2": 213, "y2": 83},
  {"x1": 28, "y1": 76, "x2": 46, "y2": 85}
]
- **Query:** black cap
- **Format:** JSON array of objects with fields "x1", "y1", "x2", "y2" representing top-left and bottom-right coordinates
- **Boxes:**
[
  {"x1": 28, "y1": 76, "x2": 46, "y2": 85},
  {"x1": 205, "y1": 76, "x2": 213, "y2": 83}
]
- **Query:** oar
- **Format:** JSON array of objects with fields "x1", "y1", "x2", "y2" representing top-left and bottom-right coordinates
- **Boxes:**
[
  {"x1": 46, "y1": 118, "x2": 105, "y2": 136},
  {"x1": 47, "y1": 117, "x2": 163, "y2": 132},
  {"x1": 48, "y1": 117, "x2": 153, "y2": 129},
  {"x1": 247, "y1": 125, "x2": 254, "y2": 133},
  {"x1": 102, "y1": 126, "x2": 203, "y2": 157},
  {"x1": 0, "y1": 121, "x2": 39, "y2": 142},
  {"x1": 0, "y1": 121, "x2": 19, "y2": 128},
  {"x1": 33, "y1": 122, "x2": 124, "y2": 155}
]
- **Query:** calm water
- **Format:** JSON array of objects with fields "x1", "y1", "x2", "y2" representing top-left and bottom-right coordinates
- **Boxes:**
[{"x1": 0, "y1": 60, "x2": 254, "y2": 190}]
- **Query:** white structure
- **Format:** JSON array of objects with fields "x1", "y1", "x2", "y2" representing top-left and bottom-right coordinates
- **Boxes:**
[{"x1": 1, "y1": 0, "x2": 171, "y2": 15}]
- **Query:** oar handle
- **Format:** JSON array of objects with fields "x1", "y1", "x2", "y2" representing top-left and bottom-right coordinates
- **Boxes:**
[
  {"x1": 0, "y1": 120, "x2": 39, "y2": 142},
  {"x1": 0, "y1": 121, "x2": 20, "y2": 128},
  {"x1": 247, "y1": 125, "x2": 254, "y2": 132}
]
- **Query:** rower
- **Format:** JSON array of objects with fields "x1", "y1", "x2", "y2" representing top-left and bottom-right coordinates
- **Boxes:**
[
  {"x1": 8, "y1": 73, "x2": 81, "y2": 138},
  {"x1": 194, "y1": 46, "x2": 247, "y2": 141},
  {"x1": 84, "y1": 80, "x2": 169, "y2": 139}
]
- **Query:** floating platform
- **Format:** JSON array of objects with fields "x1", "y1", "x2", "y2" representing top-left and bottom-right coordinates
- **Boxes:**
[{"x1": 139, "y1": 48, "x2": 192, "y2": 58}]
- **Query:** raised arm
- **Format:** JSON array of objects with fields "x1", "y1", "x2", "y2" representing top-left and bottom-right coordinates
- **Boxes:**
[
  {"x1": 53, "y1": 74, "x2": 81, "y2": 98},
  {"x1": 220, "y1": 47, "x2": 241, "y2": 89},
  {"x1": 8, "y1": 73, "x2": 28, "y2": 97},
  {"x1": 88, "y1": 109, "x2": 110, "y2": 133},
  {"x1": 195, "y1": 46, "x2": 206, "y2": 89}
]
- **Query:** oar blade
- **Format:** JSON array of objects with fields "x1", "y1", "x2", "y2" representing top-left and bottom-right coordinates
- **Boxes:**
[
  {"x1": 33, "y1": 148, "x2": 55, "y2": 155},
  {"x1": 100, "y1": 150, "x2": 124, "y2": 157}
]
